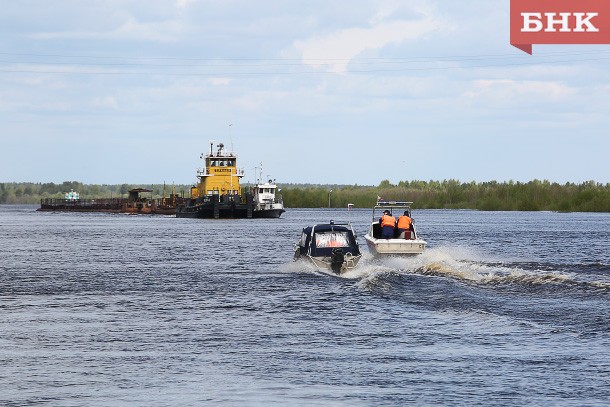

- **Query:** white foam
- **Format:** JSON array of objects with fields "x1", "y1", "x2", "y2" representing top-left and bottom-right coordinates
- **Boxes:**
[
  {"x1": 357, "y1": 246, "x2": 601, "y2": 289},
  {"x1": 279, "y1": 246, "x2": 610, "y2": 290}
]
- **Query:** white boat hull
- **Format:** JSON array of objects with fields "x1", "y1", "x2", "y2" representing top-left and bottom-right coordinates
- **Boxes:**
[{"x1": 364, "y1": 234, "x2": 426, "y2": 256}]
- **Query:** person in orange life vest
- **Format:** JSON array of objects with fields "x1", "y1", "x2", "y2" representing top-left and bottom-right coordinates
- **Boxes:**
[
  {"x1": 379, "y1": 210, "x2": 396, "y2": 239},
  {"x1": 397, "y1": 210, "x2": 413, "y2": 239}
]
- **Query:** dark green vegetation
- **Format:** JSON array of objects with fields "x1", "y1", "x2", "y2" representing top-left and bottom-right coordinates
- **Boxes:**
[{"x1": 1, "y1": 179, "x2": 609, "y2": 212}]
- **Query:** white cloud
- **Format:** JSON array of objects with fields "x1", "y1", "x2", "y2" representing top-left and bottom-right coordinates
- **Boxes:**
[
  {"x1": 92, "y1": 96, "x2": 118, "y2": 109},
  {"x1": 175, "y1": 0, "x2": 195, "y2": 9},
  {"x1": 209, "y1": 77, "x2": 232, "y2": 86},
  {"x1": 294, "y1": 9, "x2": 444, "y2": 73},
  {"x1": 111, "y1": 17, "x2": 188, "y2": 43},
  {"x1": 31, "y1": 15, "x2": 189, "y2": 43},
  {"x1": 464, "y1": 79, "x2": 575, "y2": 104}
]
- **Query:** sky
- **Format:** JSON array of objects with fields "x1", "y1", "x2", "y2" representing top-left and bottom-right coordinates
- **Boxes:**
[{"x1": 1, "y1": 0, "x2": 609, "y2": 186}]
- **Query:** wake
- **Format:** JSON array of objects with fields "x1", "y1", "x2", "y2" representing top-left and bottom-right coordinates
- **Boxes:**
[
  {"x1": 343, "y1": 247, "x2": 610, "y2": 291},
  {"x1": 280, "y1": 245, "x2": 610, "y2": 292}
]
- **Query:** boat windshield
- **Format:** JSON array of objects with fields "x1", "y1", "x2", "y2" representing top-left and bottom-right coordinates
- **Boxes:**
[{"x1": 315, "y1": 232, "x2": 350, "y2": 248}]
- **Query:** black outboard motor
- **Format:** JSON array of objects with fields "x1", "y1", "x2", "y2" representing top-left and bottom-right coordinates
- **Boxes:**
[{"x1": 330, "y1": 248, "x2": 345, "y2": 274}]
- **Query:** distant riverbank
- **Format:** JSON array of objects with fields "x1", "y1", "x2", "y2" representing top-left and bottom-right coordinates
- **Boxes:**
[{"x1": 1, "y1": 179, "x2": 609, "y2": 212}]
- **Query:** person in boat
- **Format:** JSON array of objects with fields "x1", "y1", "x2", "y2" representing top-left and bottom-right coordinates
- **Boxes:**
[
  {"x1": 397, "y1": 210, "x2": 413, "y2": 239},
  {"x1": 379, "y1": 210, "x2": 396, "y2": 239}
]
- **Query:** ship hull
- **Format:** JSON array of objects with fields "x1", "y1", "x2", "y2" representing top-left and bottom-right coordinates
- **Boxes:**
[
  {"x1": 252, "y1": 208, "x2": 285, "y2": 218},
  {"x1": 38, "y1": 198, "x2": 180, "y2": 215},
  {"x1": 176, "y1": 194, "x2": 254, "y2": 219}
]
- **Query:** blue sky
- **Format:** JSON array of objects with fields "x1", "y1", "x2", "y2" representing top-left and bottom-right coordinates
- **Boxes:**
[{"x1": 1, "y1": 0, "x2": 609, "y2": 186}]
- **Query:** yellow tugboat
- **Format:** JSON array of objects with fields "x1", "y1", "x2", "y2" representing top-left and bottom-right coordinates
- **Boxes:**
[{"x1": 176, "y1": 142, "x2": 255, "y2": 218}]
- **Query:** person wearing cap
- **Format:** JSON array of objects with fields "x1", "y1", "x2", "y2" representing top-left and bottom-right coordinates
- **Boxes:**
[
  {"x1": 397, "y1": 210, "x2": 413, "y2": 239},
  {"x1": 379, "y1": 210, "x2": 396, "y2": 239}
]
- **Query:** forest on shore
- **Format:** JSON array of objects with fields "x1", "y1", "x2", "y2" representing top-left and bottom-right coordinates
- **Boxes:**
[{"x1": 1, "y1": 179, "x2": 609, "y2": 212}]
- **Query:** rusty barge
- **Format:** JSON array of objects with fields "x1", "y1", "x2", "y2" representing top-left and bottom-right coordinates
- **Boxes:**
[{"x1": 38, "y1": 188, "x2": 184, "y2": 215}]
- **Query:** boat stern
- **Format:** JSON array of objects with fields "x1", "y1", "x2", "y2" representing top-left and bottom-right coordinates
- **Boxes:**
[{"x1": 364, "y1": 234, "x2": 426, "y2": 256}]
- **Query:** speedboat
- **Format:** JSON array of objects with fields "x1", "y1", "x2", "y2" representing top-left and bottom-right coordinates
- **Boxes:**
[
  {"x1": 364, "y1": 200, "x2": 427, "y2": 256},
  {"x1": 294, "y1": 221, "x2": 362, "y2": 274}
]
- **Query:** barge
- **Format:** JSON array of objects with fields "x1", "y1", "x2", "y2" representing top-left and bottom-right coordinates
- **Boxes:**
[{"x1": 38, "y1": 188, "x2": 184, "y2": 215}]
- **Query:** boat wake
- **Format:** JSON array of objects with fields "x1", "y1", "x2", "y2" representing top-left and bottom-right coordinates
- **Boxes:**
[
  {"x1": 348, "y1": 247, "x2": 610, "y2": 292},
  {"x1": 281, "y1": 246, "x2": 610, "y2": 292}
]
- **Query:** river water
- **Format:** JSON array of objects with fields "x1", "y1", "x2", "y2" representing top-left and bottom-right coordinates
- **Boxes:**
[{"x1": 1, "y1": 205, "x2": 609, "y2": 406}]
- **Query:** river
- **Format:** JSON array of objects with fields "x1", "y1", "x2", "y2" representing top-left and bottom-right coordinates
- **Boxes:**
[{"x1": 1, "y1": 205, "x2": 609, "y2": 406}]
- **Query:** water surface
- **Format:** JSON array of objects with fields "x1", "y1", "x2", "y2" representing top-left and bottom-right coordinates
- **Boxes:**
[{"x1": 1, "y1": 205, "x2": 609, "y2": 405}]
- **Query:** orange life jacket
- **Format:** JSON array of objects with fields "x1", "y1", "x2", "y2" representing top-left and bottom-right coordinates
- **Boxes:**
[
  {"x1": 381, "y1": 214, "x2": 396, "y2": 228},
  {"x1": 397, "y1": 216, "x2": 412, "y2": 229}
]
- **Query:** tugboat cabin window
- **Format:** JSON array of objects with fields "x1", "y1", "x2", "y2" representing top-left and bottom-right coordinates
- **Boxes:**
[
  {"x1": 316, "y1": 232, "x2": 349, "y2": 248},
  {"x1": 211, "y1": 159, "x2": 235, "y2": 167}
]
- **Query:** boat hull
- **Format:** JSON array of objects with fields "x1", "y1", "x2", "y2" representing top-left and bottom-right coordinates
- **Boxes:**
[
  {"x1": 176, "y1": 203, "x2": 251, "y2": 218},
  {"x1": 294, "y1": 252, "x2": 362, "y2": 274},
  {"x1": 38, "y1": 198, "x2": 179, "y2": 215},
  {"x1": 252, "y1": 208, "x2": 285, "y2": 218},
  {"x1": 309, "y1": 254, "x2": 362, "y2": 273},
  {"x1": 364, "y1": 234, "x2": 426, "y2": 256}
]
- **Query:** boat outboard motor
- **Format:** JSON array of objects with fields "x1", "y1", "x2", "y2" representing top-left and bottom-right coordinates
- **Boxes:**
[{"x1": 330, "y1": 248, "x2": 345, "y2": 274}]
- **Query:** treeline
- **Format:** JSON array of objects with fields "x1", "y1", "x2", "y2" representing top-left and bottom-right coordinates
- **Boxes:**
[
  {"x1": 281, "y1": 179, "x2": 610, "y2": 212},
  {"x1": 1, "y1": 179, "x2": 609, "y2": 212}
]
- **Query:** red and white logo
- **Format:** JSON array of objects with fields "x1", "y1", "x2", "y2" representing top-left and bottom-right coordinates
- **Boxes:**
[{"x1": 510, "y1": 0, "x2": 610, "y2": 54}]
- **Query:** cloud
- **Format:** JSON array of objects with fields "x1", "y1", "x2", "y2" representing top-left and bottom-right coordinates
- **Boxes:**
[
  {"x1": 92, "y1": 96, "x2": 118, "y2": 109},
  {"x1": 464, "y1": 79, "x2": 575, "y2": 104},
  {"x1": 112, "y1": 17, "x2": 186, "y2": 43},
  {"x1": 31, "y1": 15, "x2": 189, "y2": 44},
  {"x1": 175, "y1": 0, "x2": 195, "y2": 9},
  {"x1": 294, "y1": 5, "x2": 444, "y2": 73},
  {"x1": 209, "y1": 77, "x2": 232, "y2": 86}
]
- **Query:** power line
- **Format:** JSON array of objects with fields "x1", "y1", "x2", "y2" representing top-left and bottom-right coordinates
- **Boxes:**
[
  {"x1": 0, "y1": 50, "x2": 608, "y2": 77},
  {"x1": 1, "y1": 48, "x2": 609, "y2": 62}
]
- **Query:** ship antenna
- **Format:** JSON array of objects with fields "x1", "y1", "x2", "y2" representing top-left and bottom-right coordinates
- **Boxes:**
[
  {"x1": 259, "y1": 162, "x2": 264, "y2": 184},
  {"x1": 209, "y1": 140, "x2": 214, "y2": 156},
  {"x1": 229, "y1": 123, "x2": 234, "y2": 153}
]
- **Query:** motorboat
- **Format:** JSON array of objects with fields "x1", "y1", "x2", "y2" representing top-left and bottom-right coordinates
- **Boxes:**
[
  {"x1": 364, "y1": 200, "x2": 427, "y2": 255},
  {"x1": 294, "y1": 221, "x2": 362, "y2": 274}
]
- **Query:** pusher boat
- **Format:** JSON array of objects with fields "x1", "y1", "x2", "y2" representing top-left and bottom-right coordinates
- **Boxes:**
[
  {"x1": 294, "y1": 221, "x2": 362, "y2": 274},
  {"x1": 364, "y1": 200, "x2": 427, "y2": 256},
  {"x1": 251, "y1": 164, "x2": 285, "y2": 218}
]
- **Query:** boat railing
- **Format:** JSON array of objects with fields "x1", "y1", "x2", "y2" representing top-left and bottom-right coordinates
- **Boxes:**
[{"x1": 375, "y1": 200, "x2": 413, "y2": 207}]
